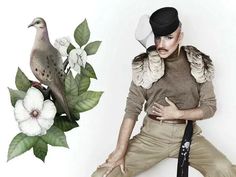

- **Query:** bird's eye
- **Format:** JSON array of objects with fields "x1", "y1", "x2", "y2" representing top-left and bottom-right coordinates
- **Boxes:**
[{"x1": 36, "y1": 21, "x2": 40, "y2": 24}]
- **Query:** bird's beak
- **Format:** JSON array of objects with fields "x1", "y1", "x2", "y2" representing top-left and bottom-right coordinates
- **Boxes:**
[{"x1": 28, "y1": 22, "x2": 34, "y2": 28}]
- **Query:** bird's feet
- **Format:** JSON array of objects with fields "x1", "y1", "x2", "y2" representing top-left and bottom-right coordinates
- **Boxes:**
[
  {"x1": 31, "y1": 81, "x2": 51, "y2": 99},
  {"x1": 31, "y1": 81, "x2": 42, "y2": 88}
]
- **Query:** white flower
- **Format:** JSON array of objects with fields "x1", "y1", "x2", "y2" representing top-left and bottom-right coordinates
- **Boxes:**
[
  {"x1": 14, "y1": 87, "x2": 56, "y2": 136},
  {"x1": 54, "y1": 37, "x2": 71, "y2": 57},
  {"x1": 68, "y1": 48, "x2": 87, "y2": 73}
]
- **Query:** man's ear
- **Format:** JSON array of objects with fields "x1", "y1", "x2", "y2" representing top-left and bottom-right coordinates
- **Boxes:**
[{"x1": 178, "y1": 32, "x2": 184, "y2": 43}]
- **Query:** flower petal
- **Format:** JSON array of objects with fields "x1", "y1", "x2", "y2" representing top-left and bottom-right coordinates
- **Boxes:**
[
  {"x1": 73, "y1": 64, "x2": 81, "y2": 73},
  {"x1": 68, "y1": 49, "x2": 79, "y2": 63},
  {"x1": 14, "y1": 100, "x2": 31, "y2": 122},
  {"x1": 18, "y1": 118, "x2": 42, "y2": 136},
  {"x1": 39, "y1": 128, "x2": 47, "y2": 136},
  {"x1": 69, "y1": 48, "x2": 86, "y2": 73},
  {"x1": 37, "y1": 119, "x2": 54, "y2": 131},
  {"x1": 81, "y1": 50, "x2": 87, "y2": 67},
  {"x1": 54, "y1": 37, "x2": 70, "y2": 57},
  {"x1": 37, "y1": 100, "x2": 56, "y2": 134},
  {"x1": 23, "y1": 87, "x2": 44, "y2": 112},
  {"x1": 40, "y1": 100, "x2": 57, "y2": 120},
  {"x1": 68, "y1": 56, "x2": 76, "y2": 67}
]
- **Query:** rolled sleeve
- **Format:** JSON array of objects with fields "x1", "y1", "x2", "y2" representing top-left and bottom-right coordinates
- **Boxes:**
[
  {"x1": 123, "y1": 81, "x2": 146, "y2": 121},
  {"x1": 198, "y1": 81, "x2": 217, "y2": 119}
]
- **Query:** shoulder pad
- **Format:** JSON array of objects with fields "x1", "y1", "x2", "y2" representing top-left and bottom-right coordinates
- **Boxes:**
[{"x1": 184, "y1": 45, "x2": 214, "y2": 83}]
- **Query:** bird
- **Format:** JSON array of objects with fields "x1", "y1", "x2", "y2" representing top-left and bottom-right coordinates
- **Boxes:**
[{"x1": 28, "y1": 17, "x2": 71, "y2": 120}]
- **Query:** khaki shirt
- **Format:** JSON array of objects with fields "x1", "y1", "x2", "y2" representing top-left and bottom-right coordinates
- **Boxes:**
[{"x1": 123, "y1": 47, "x2": 216, "y2": 121}]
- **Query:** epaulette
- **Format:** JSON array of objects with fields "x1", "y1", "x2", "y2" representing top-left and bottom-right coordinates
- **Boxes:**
[
  {"x1": 183, "y1": 45, "x2": 214, "y2": 83},
  {"x1": 132, "y1": 46, "x2": 164, "y2": 89}
]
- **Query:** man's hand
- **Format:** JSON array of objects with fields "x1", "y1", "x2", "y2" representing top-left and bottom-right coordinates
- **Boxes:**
[
  {"x1": 152, "y1": 97, "x2": 182, "y2": 120},
  {"x1": 97, "y1": 149, "x2": 126, "y2": 177}
]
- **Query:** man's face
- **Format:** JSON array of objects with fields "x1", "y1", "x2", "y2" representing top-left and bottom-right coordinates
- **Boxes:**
[{"x1": 155, "y1": 27, "x2": 183, "y2": 58}]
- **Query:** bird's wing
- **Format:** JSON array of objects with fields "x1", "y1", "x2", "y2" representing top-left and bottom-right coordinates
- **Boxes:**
[{"x1": 30, "y1": 49, "x2": 65, "y2": 85}]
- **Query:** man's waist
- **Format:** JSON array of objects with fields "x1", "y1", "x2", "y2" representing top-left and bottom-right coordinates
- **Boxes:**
[{"x1": 147, "y1": 114, "x2": 187, "y2": 124}]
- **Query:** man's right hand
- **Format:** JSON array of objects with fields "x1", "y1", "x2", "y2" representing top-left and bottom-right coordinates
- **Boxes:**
[{"x1": 97, "y1": 149, "x2": 126, "y2": 177}]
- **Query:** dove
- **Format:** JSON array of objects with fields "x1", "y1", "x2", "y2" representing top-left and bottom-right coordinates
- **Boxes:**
[{"x1": 28, "y1": 17, "x2": 71, "y2": 120}]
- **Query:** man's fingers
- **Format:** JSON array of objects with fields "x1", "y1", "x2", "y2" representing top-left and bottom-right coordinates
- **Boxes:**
[
  {"x1": 158, "y1": 117, "x2": 165, "y2": 120},
  {"x1": 152, "y1": 106, "x2": 162, "y2": 113},
  {"x1": 152, "y1": 110, "x2": 163, "y2": 116},
  {"x1": 165, "y1": 97, "x2": 175, "y2": 106},
  {"x1": 98, "y1": 162, "x2": 112, "y2": 169},
  {"x1": 103, "y1": 167, "x2": 114, "y2": 177},
  {"x1": 120, "y1": 163, "x2": 126, "y2": 174},
  {"x1": 154, "y1": 102, "x2": 164, "y2": 109}
]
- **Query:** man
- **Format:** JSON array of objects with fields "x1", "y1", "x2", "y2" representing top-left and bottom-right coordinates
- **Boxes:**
[{"x1": 91, "y1": 7, "x2": 236, "y2": 177}]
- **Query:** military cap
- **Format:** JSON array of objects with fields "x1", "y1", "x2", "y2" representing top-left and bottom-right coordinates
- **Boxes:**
[{"x1": 149, "y1": 7, "x2": 180, "y2": 37}]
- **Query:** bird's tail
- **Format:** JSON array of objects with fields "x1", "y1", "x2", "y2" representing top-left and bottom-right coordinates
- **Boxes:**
[{"x1": 50, "y1": 81, "x2": 71, "y2": 120}]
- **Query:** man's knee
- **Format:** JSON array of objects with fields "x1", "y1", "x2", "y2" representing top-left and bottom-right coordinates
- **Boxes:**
[
  {"x1": 208, "y1": 158, "x2": 234, "y2": 176},
  {"x1": 213, "y1": 159, "x2": 231, "y2": 171}
]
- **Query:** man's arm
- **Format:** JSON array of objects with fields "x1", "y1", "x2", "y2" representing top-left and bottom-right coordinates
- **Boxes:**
[
  {"x1": 115, "y1": 117, "x2": 136, "y2": 153},
  {"x1": 98, "y1": 117, "x2": 136, "y2": 177},
  {"x1": 178, "y1": 80, "x2": 217, "y2": 120},
  {"x1": 152, "y1": 81, "x2": 217, "y2": 121},
  {"x1": 98, "y1": 81, "x2": 145, "y2": 176}
]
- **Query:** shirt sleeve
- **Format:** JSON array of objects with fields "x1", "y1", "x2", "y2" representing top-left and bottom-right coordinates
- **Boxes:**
[
  {"x1": 123, "y1": 81, "x2": 146, "y2": 121},
  {"x1": 198, "y1": 80, "x2": 217, "y2": 119}
]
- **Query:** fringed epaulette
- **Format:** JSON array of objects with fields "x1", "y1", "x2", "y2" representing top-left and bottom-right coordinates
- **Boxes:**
[
  {"x1": 132, "y1": 46, "x2": 164, "y2": 89},
  {"x1": 183, "y1": 45, "x2": 214, "y2": 83}
]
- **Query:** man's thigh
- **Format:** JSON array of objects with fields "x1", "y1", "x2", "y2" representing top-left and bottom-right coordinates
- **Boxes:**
[
  {"x1": 189, "y1": 134, "x2": 234, "y2": 176},
  {"x1": 91, "y1": 125, "x2": 170, "y2": 177}
]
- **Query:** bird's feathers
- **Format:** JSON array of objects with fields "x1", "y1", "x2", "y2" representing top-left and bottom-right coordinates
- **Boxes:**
[{"x1": 29, "y1": 17, "x2": 71, "y2": 120}]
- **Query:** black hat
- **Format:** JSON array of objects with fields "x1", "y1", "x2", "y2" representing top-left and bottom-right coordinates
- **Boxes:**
[{"x1": 149, "y1": 7, "x2": 180, "y2": 37}]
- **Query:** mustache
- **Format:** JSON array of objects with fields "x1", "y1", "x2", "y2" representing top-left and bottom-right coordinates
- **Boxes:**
[{"x1": 157, "y1": 48, "x2": 168, "y2": 52}]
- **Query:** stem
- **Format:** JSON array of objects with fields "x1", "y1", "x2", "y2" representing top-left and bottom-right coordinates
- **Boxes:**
[{"x1": 63, "y1": 58, "x2": 69, "y2": 71}]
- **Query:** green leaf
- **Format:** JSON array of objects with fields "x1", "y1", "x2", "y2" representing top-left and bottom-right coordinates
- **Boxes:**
[
  {"x1": 74, "y1": 91, "x2": 103, "y2": 112},
  {"x1": 65, "y1": 71, "x2": 78, "y2": 97},
  {"x1": 15, "y1": 67, "x2": 31, "y2": 92},
  {"x1": 8, "y1": 88, "x2": 26, "y2": 107},
  {"x1": 7, "y1": 133, "x2": 38, "y2": 161},
  {"x1": 65, "y1": 95, "x2": 80, "y2": 120},
  {"x1": 74, "y1": 19, "x2": 90, "y2": 47},
  {"x1": 84, "y1": 41, "x2": 102, "y2": 55},
  {"x1": 67, "y1": 94, "x2": 78, "y2": 109},
  {"x1": 75, "y1": 74, "x2": 90, "y2": 95},
  {"x1": 71, "y1": 111, "x2": 80, "y2": 120},
  {"x1": 54, "y1": 116, "x2": 79, "y2": 132},
  {"x1": 41, "y1": 126, "x2": 68, "y2": 148},
  {"x1": 67, "y1": 43, "x2": 75, "y2": 54},
  {"x1": 81, "y1": 63, "x2": 97, "y2": 79},
  {"x1": 33, "y1": 138, "x2": 48, "y2": 162}
]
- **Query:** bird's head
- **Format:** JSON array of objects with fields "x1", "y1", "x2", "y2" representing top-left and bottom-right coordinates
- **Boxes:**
[{"x1": 28, "y1": 17, "x2": 47, "y2": 29}]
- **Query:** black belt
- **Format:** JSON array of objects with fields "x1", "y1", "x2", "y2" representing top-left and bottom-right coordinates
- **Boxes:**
[{"x1": 148, "y1": 114, "x2": 187, "y2": 124}]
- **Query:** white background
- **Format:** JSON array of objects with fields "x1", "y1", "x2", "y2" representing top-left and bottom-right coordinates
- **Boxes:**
[{"x1": 0, "y1": 0, "x2": 236, "y2": 177}]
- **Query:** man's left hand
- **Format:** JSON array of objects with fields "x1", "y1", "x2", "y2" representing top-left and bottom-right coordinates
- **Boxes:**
[{"x1": 152, "y1": 97, "x2": 182, "y2": 120}]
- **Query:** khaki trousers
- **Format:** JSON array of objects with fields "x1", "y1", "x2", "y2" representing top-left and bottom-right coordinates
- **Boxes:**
[{"x1": 92, "y1": 116, "x2": 236, "y2": 177}]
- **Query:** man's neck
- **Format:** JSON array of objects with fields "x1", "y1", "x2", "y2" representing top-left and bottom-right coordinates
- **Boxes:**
[{"x1": 165, "y1": 46, "x2": 180, "y2": 60}]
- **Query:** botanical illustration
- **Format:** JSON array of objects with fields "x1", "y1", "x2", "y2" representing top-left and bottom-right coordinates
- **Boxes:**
[{"x1": 8, "y1": 17, "x2": 103, "y2": 162}]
